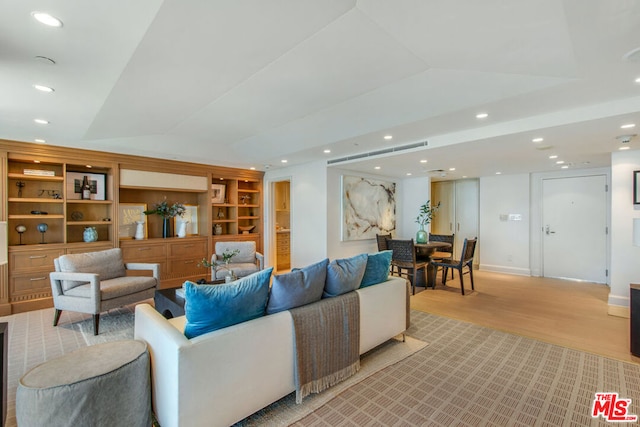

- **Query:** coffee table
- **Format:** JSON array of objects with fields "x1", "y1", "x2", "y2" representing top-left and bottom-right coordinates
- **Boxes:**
[{"x1": 154, "y1": 280, "x2": 225, "y2": 319}]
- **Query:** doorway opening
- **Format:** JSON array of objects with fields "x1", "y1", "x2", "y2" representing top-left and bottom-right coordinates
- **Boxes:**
[{"x1": 273, "y1": 180, "x2": 291, "y2": 272}]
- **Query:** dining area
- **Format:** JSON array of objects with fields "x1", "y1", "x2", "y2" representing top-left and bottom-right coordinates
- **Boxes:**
[{"x1": 377, "y1": 233, "x2": 477, "y2": 296}]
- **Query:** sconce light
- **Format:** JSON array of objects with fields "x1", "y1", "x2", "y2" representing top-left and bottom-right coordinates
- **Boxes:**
[
  {"x1": 634, "y1": 218, "x2": 640, "y2": 247},
  {"x1": 0, "y1": 221, "x2": 7, "y2": 266}
]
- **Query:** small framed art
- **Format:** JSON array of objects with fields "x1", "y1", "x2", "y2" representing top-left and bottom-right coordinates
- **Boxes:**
[
  {"x1": 67, "y1": 172, "x2": 106, "y2": 200},
  {"x1": 211, "y1": 184, "x2": 226, "y2": 204}
]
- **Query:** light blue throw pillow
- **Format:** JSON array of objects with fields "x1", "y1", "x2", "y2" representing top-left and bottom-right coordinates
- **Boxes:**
[
  {"x1": 360, "y1": 250, "x2": 392, "y2": 288},
  {"x1": 323, "y1": 253, "x2": 368, "y2": 298},
  {"x1": 184, "y1": 268, "x2": 273, "y2": 339},
  {"x1": 266, "y1": 258, "x2": 329, "y2": 314}
]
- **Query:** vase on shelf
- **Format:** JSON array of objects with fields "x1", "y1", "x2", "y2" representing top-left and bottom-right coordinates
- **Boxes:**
[
  {"x1": 162, "y1": 218, "x2": 171, "y2": 239},
  {"x1": 416, "y1": 224, "x2": 428, "y2": 244},
  {"x1": 134, "y1": 221, "x2": 145, "y2": 240},
  {"x1": 177, "y1": 220, "x2": 188, "y2": 238},
  {"x1": 83, "y1": 227, "x2": 98, "y2": 242},
  {"x1": 214, "y1": 223, "x2": 223, "y2": 235}
]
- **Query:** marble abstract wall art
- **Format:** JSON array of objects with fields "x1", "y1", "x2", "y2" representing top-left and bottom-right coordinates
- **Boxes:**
[{"x1": 342, "y1": 175, "x2": 396, "y2": 241}]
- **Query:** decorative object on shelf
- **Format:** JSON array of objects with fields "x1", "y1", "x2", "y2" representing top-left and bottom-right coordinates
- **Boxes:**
[
  {"x1": 173, "y1": 204, "x2": 198, "y2": 237},
  {"x1": 118, "y1": 203, "x2": 147, "y2": 239},
  {"x1": 176, "y1": 220, "x2": 189, "y2": 238},
  {"x1": 37, "y1": 189, "x2": 61, "y2": 198},
  {"x1": 66, "y1": 171, "x2": 106, "y2": 200},
  {"x1": 81, "y1": 175, "x2": 91, "y2": 200},
  {"x1": 30, "y1": 211, "x2": 48, "y2": 215},
  {"x1": 144, "y1": 199, "x2": 186, "y2": 238},
  {"x1": 83, "y1": 227, "x2": 98, "y2": 242},
  {"x1": 134, "y1": 221, "x2": 145, "y2": 240},
  {"x1": 15, "y1": 224, "x2": 26, "y2": 245},
  {"x1": 211, "y1": 183, "x2": 226, "y2": 204},
  {"x1": 240, "y1": 194, "x2": 251, "y2": 205},
  {"x1": 415, "y1": 200, "x2": 440, "y2": 244},
  {"x1": 238, "y1": 225, "x2": 255, "y2": 234},
  {"x1": 70, "y1": 211, "x2": 84, "y2": 221},
  {"x1": 23, "y1": 169, "x2": 55, "y2": 177},
  {"x1": 16, "y1": 181, "x2": 25, "y2": 197},
  {"x1": 37, "y1": 223, "x2": 48, "y2": 244},
  {"x1": 217, "y1": 208, "x2": 225, "y2": 219},
  {"x1": 214, "y1": 223, "x2": 223, "y2": 235}
]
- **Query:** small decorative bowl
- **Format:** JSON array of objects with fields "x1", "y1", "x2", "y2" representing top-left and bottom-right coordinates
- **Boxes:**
[{"x1": 238, "y1": 225, "x2": 255, "y2": 234}]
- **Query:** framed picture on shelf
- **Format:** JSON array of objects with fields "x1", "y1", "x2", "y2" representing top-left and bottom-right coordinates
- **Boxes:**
[
  {"x1": 118, "y1": 203, "x2": 147, "y2": 239},
  {"x1": 174, "y1": 204, "x2": 199, "y2": 236},
  {"x1": 66, "y1": 171, "x2": 106, "y2": 200},
  {"x1": 211, "y1": 184, "x2": 226, "y2": 204},
  {"x1": 635, "y1": 170, "x2": 640, "y2": 205}
]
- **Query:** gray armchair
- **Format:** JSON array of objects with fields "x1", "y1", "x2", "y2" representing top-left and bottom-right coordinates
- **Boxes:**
[
  {"x1": 211, "y1": 241, "x2": 264, "y2": 280},
  {"x1": 49, "y1": 248, "x2": 160, "y2": 335}
]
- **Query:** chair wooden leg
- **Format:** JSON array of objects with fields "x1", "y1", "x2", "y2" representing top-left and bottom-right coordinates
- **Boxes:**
[
  {"x1": 93, "y1": 314, "x2": 100, "y2": 336},
  {"x1": 441, "y1": 267, "x2": 448, "y2": 285},
  {"x1": 469, "y1": 263, "x2": 475, "y2": 291},
  {"x1": 53, "y1": 309, "x2": 62, "y2": 327},
  {"x1": 459, "y1": 269, "x2": 465, "y2": 295}
]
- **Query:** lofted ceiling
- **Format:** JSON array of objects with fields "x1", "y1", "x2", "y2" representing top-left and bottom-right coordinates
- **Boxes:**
[{"x1": 1, "y1": 0, "x2": 640, "y2": 180}]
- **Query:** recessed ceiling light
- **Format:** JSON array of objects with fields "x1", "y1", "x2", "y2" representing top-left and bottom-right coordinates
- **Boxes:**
[
  {"x1": 636, "y1": 76, "x2": 640, "y2": 83},
  {"x1": 33, "y1": 160, "x2": 41, "y2": 164},
  {"x1": 532, "y1": 137, "x2": 544, "y2": 143},
  {"x1": 476, "y1": 113, "x2": 488, "y2": 119},
  {"x1": 549, "y1": 155, "x2": 558, "y2": 159},
  {"x1": 556, "y1": 160, "x2": 565, "y2": 164},
  {"x1": 383, "y1": 135, "x2": 393, "y2": 140},
  {"x1": 495, "y1": 172, "x2": 502, "y2": 175},
  {"x1": 86, "y1": 165, "x2": 92, "y2": 168},
  {"x1": 250, "y1": 167, "x2": 256, "y2": 170},
  {"x1": 281, "y1": 159, "x2": 288, "y2": 163},
  {"x1": 420, "y1": 159, "x2": 427, "y2": 163},
  {"x1": 449, "y1": 168, "x2": 456, "y2": 171},
  {"x1": 34, "y1": 118, "x2": 49, "y2": 124},
  {"x1": 323, "y1": 149, "x2": 331, "y2": 154},
  {"x1": 620, "y1": 146, "x2": 631, "y2": 150},
  {"x1": 621, "y1": 124, "x2": 636, "y2": 129},
  {"x1": 462, "y1": 176, "x2": 467, "y2": 178},
  {"x1": 374, "y1": 166, "x2": 381, "y2": 170},
  {"x1": 406, "y1": 172, "x2": 412, "y2": 176},
  {"x1": 33, "y1": 84, "x2": 54, "y2": 93},
  {"x1": 34, "y1": 138, "x2": 46, "y2": 143},
  {"x1": 561, "y1": 165, "x2": 569, "y2": 169},
  {"x1": 31, "y1": 11, "x2": 63, "y2": 27}
]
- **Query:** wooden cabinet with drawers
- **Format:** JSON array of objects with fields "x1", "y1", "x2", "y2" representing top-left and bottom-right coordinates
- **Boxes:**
[{"x1": 120, "y1": 237, "x2": 208, "y2": 289}]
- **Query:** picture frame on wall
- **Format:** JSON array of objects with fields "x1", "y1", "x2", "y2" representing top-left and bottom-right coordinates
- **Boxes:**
[
  {"x1": 211, "y1": 184, "x2": 226, "y2": 204},
  {"x1": 173, "y1": 204, "x2": 199, "y2": 236},
  {"x1": 118, "y1": 203, "x2": 147, "y2": 239},
  {"x1": 66, "y1": 171, "x2": 106, "y2": 200},
  {"x1": 634, "y1": 170, "x2": 640, "y2": 205}
]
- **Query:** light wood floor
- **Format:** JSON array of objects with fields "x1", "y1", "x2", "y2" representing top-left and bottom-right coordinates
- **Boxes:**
[{"x1": 410, "y1": 269, "x2": 640, "y2": 364}]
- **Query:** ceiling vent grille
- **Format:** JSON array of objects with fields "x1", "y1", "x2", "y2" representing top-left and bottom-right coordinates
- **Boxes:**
[{"x1": 328, "y1": 140, "x2": 428, "y2": 165}]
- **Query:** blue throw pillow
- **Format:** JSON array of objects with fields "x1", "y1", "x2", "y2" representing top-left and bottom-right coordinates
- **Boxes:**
[
  {"x1": 266, "y1": 258, "x2": 328, "y2": 314},
  {"x1": 323, "y1": 253, "x2": 368, "y2": 298},
  {"x1": 184, "y1": 268, "x2": 273, "y2": 339},
  {"x1": 360, "y1": 250, "x2": 392, "y2": 288}
]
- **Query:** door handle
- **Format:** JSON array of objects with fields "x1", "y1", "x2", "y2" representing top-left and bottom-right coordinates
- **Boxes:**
[{"x1": 545, "y1": 225, "x2": 556, "y2": 235}]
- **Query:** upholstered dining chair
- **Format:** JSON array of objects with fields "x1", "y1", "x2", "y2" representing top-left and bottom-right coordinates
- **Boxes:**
[
  {"x1": 429, "y1": 233, "x2": 455, "y2": 279},
  {"x1": 387, "y1": 238, "x2": 427, "y2": 295},
  {"x1": 49, "y1": 248, "x2": 160, "y2": 335},
  {"x1": 430, "y1": 238, "x2": 477, "y2": 295}
]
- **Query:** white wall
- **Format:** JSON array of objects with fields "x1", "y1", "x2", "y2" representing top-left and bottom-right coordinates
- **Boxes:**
[
  {"x1": 398, "y1": 177, "x2": 431, "y2": 240},
  {"x1": 609, "y1": 150, "x2": 640, "y2": 313},
  {"x1": 479, "y1": 174, "x2": 531, "y2": 275},
  {"x1": 264, "y1": 160, "x2": 328, "y2": 269}
]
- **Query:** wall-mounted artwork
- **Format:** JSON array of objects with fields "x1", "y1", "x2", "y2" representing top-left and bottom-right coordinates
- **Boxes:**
[{"x1": 342, "y1": 175, "x2": 396, "y2": 241}]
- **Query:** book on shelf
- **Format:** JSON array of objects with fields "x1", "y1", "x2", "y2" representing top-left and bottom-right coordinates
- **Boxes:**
[{"x1": 23, "y1": 169, "x2": 56, "y2": 177}]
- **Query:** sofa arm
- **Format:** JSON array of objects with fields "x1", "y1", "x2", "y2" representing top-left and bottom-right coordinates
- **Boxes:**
[
  {"x1": 126, "y1": 262, "x2": 161, "y2": 281},
  {"x1": 256, "y1": 252, "x2": 264, "y2": 270},
  {"x1": 49, "y1": 271, "x2": 100, "y2": 301}
]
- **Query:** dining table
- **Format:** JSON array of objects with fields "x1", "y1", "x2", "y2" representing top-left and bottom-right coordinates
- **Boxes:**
[{"x1": 414, "y1": 241, "x2": 452, "y2": 289}]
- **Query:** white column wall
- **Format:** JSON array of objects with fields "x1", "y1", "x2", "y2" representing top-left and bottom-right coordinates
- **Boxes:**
[
  {"x1": 479, "y1": 174, "x2": 531, "y2": 275},
  {"x1": 610, "y1": 150, "x2": 640, "y2": 314}
]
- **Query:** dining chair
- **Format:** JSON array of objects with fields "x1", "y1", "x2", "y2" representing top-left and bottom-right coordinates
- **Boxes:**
[
  {"x1": 387, "y1": 238, "x2": 427, "y2": 295},
  {"x1": 376, "y1": 233, "x2": 391, "y2": 251},
  {"x1": 429, "y1": 233, "x2": 455, "y2": 279},
  {"x1": 430, "y1": 238, "x2": 477, "y2": 295}
]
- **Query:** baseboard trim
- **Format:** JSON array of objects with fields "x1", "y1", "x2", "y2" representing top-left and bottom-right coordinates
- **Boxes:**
[
  {"x1": 479, "y1": 264, "x2": 531, "y2": 276},
  {"x1": 608, "y1": 305, "x2": 630, "y2": 318}
]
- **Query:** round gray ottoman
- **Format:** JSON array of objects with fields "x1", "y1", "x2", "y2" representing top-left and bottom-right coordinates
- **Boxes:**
[{"x1": 16, "y1": 340, "x2": 151, "y2": 427}]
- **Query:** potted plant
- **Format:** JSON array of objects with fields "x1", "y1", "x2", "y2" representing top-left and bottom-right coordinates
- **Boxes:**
[
  {"x1": 415, "y1": 200, "x2": 440, "y2": 243},
  {"x1": 144, "y1": 198, "x2": 186, "y2": 238},
  {"x1": 198, "y1": 249, "x2": 241, "y2": 282}
]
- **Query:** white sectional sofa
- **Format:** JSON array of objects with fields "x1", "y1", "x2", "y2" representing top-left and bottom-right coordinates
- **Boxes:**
[{"x1": 134, "y1": 276, "x2": 408, "y2": 427}]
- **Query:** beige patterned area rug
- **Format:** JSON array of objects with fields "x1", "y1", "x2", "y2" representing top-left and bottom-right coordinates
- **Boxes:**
[{"x1": 234, "y1": 335, "x2": 428, "y2": 426}]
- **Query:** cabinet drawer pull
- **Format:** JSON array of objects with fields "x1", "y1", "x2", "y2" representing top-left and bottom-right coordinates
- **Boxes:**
[
  {"x1": 29, "y1": 255, "x2": 48, "y2": 259},
  {"x1": 30, "y1": 277, "x2": 47, "y2": 281},
  {"x1": 184, "y1": 260, "x2": 194, "y2": 264},
  {"x1": 182, "y1": 245, "x2": 194, "y2": 248}
]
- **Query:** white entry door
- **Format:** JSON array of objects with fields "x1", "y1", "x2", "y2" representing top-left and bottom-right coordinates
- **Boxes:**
[{"x1": 542, "y1": 175, "x2": 607, "y2": 283}]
